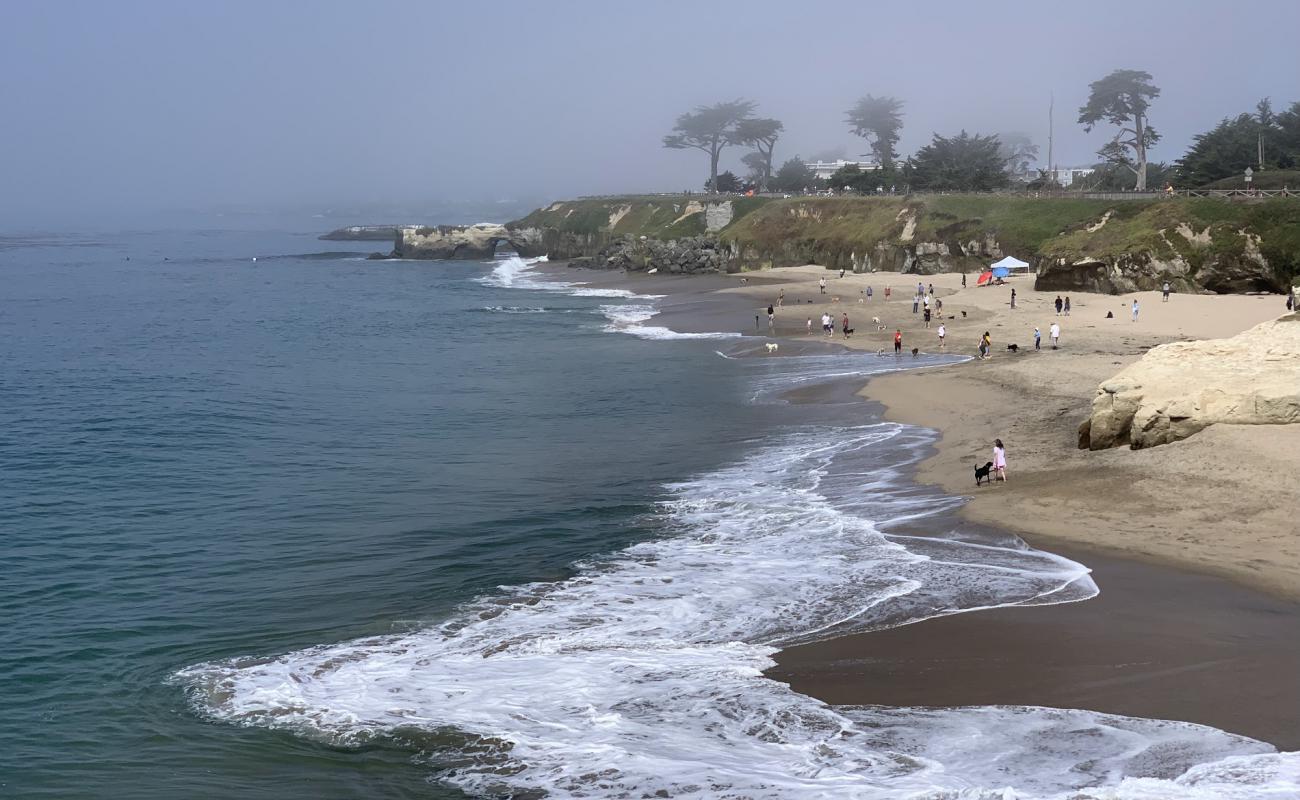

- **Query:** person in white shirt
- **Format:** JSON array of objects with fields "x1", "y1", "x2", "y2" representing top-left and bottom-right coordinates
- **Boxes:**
[
  {"x1": 1049, "y1": 321, "x2": 1061, "y2": 348},
  {"x1": 937, "y1": 323, "x2": 946, "y2": 349}
]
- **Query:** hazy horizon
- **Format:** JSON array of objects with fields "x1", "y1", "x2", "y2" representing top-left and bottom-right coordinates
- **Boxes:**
[{"x1": 4, "y1": 0, "x2": 1298, "y2": 227}]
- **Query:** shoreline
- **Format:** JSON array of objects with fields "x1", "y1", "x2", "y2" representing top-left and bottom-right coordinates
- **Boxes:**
[{"x1": 538, "y1": 259, "x2": 1300, "y2": 749}]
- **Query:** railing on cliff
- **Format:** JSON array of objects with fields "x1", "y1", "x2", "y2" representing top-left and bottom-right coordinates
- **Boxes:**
[{"x1": 575, "y1": 189, "x2": 1297, "y2": 202}]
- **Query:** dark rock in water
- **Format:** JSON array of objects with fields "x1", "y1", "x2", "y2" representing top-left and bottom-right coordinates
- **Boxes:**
[
  {"x1": 366, "y1": 252, "x2": 389, "y2": 260},
  {"x1": 320, "y1": 226, "x2": 402, "y2": 241}
]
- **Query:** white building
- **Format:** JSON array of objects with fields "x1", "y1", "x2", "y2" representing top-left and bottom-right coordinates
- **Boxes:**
[
  {"x1": 1038, "y1": 166, "x2": 1096, "y2": 187},
  {"x1": 807, "y1": 159, "x2": 881, "y2": 180}
]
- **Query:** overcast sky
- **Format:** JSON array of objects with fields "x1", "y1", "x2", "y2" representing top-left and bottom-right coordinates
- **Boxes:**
[{"x1": 3, "y1": 0, "x2": 1298, "y2": 225}]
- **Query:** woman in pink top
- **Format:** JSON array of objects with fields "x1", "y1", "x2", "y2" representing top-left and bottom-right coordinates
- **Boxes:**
[{"x1": 992, "y1": 438, "x2": 1007, "y2": 482}]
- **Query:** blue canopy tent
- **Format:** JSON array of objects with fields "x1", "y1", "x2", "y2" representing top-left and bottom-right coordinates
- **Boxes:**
[{"x1": 990, "y1": 256, "x2": 1030, "y2": 278}]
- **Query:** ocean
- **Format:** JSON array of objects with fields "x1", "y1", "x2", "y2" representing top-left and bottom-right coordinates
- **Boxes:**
[{"x1": 1, "y1": 228, "x2": 1294, "y2": 798}]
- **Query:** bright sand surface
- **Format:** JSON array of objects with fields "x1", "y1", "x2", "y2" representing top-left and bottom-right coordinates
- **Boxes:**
[
  {"x1": 545, "y1": 261, "x2": 1300, "y2": 748},
  {"x1": 714, "y1": 265, "x2": 1300, "y2": 601}
]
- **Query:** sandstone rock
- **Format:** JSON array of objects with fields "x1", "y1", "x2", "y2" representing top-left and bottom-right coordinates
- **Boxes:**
[
  {"x1": 1079, "y1": 315, "x2": 1300, "y2": 450},
  {"x1": 395, "y1": 223, "x2": 542, "y2": 260}
]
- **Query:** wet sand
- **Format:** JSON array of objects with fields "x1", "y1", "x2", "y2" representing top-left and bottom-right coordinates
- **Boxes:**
[{"x1": 540, "y1": 260, "x2": 1300, "y2": 751}]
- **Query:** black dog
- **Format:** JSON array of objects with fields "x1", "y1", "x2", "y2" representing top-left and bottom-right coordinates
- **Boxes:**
[
  {"x1": 910, "y1": 347, "x2": 919, "y2": 357},
  {"x1": 961, "y1": 310, "x2": 968, "y2": 318},
  {"x1": 1006, "y1": 343, "x2": 1019, "y2": 353},
  {"x1": 974, "y1": 461, "x2": 994, "y2": 486}
]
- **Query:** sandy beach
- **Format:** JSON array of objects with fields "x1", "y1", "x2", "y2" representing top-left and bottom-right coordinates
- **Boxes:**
[
  {"x1": 574, "y1": 262, "x2": 1300, "y2": 601},
  {"x1": 547, "y1": 260, "x2": 1300, "y2": 749}
]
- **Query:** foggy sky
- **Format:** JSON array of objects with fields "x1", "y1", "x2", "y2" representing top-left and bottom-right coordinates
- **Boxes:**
[{"x1": 3, "y1": 0, "x2": 1298, "y2": 226}]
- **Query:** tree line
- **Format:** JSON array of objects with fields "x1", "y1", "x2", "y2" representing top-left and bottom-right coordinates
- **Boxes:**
[{"x1": 663, "y1": 69, "x2": 1300, "y2": 194}]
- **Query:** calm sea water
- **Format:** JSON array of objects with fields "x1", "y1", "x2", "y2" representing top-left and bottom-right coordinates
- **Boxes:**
[{"x1": 2, "y1": 229, "x2": 1293, "y2": 799}]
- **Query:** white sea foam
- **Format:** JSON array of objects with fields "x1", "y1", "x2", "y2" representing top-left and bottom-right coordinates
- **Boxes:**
[
  {"x1": 480, "y1": 255, "x2": 646, "y2": 298},
  {"x1": 599, "y1": 303, "x2": 743, "y2": 340},
  {"x1": 175, "y1": 421, "x2": 1292, "y2": 798}
]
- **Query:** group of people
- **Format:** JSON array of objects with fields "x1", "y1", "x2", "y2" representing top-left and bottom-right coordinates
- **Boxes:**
[{"x1": 807, "y1": 311, "x2": 854, "y2": 339}]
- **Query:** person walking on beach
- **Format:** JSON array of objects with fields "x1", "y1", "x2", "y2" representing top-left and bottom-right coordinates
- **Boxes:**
[
  {"x1": 923, "y1": 307, "x2": 932, "y2": 328},
  {"x1": 884, "y1": 285, "x2": 891, "y2": 300},
  {"x1": 917, "y1": 281, "x2": 924, "y2": 297},
  {"x1": 1034, "y1": 326, "x2": 1041, "y2": 351},
  {"x1": 819, "y1": 277, "x2": 827, "y2": 294},
  {"x1": 1049, "y1": 321, "x2": 1060, "y2": 348},
  {"x1": 767, "y1": 304, "x2": 775, "y2": 330},
  {"x1": 962, "y1": 273, "x2": 967, "y2": 289},
  {"x1": 1054, "y1": 295, "x2": 1063, "y2": 315},
  {"x1": 928, "y1": 283, "x2": 934, "y2": 296},
  {"x1": 821, "y1": 312, "x2": 833, "y2": 337},
  {"x1": 1287, "y1": 287, "x2": 1295, "y2": 312},
  {"x1": 841, "y1": 312, "x2": 852, "y2": 339},
  {"x1": 778, "y1": 290, "x2": 785, "y2": 308},
  {"x1": 979, "y1": 331, "x2": 991, "y2": 359},
  {"x1": 1162, "y1": 281, "x2": 1171, "y2": 303},
  {"x1": 866, "y1": 285, "x2": 873, "y2": 301},
  {"x1": 1131, "y1": 299, "x2": 1140, "y2": 322},
  {"x1": 806, "y1": 316, "x2": 812, "y2": 335},
  {"x1": 894, "y1": 329, "x2": 902, "y2": 354},
  {"x1": 992, "y1": 439, "x2": 1007, "y2": 483},
  {"x1": 1064, "y1": 296, "x2": 1071, "y2": 316},
  {"x1": 937, "y1": 323, "x2": 946, "y2": 349},
  {"x1": 1010, "y1": 288, "x2": 1017, "y2": 309},
  {"x1": 839, "y1": 269, "x2": 846, "y2": 279}
]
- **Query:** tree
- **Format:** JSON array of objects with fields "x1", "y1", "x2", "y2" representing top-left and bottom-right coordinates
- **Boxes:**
[
  {"x1": 731, "y1": 117, "x2": 783, "y2": 191},
  {"x1": 909, "y1": 131, "x2": 1009, "y2": 191},
  {"x1": 997, "y1": 132, "x2": 1039, "y2": 176},
  {"x1": 1080, "y1": 161, "x2": 1175, "y2": 191},
  {"x1": 770, "y1": 157, "x2": 815, "y2": 192},
  {"x1": 1176, "y1": 98, "x2": 1300, "y2": 184},
  {"x1": 741, "y1": 152, "x2": 768, "y2": 186},
  {"x1": 706, "y1": 171, "x2": 743, "y2": 193},
  {"x1": 663, "y1": 100, "x2": 755, "y2": 192},
  {"x1": 845, "y1": 95, "x2": 904, "y2": 167},
  {"x1": 1077, "y1": 69, "x2": 1161, "y2": 190}
]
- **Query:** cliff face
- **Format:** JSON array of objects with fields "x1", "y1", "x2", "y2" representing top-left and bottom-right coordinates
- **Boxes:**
[
  {"x1": 1034, "y1": 200, "x2": 1300, "y2": 294},
  {"x1": 374, "y1": 195, "x2": 1300, "y2": 295},
  {"x1": 1079, "y1": 315, "x2": 1300, "y2": 450},
  {"x1": 393, "y1": 223, "x2": 543, "y2": 260}
]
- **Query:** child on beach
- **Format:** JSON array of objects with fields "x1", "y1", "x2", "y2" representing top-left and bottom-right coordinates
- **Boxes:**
[
  {"x1": 819, "y1": 277, "x2": 827, "y2": 294},
  {"x1": 1131, "y1": 299, "x2": 1140, "y2": 322},
  {"x1": 1064, "y1": 296, "x2": 1071, "y2": 316},
  {"x1": 894, "y1": 329, "x2": 902, "y2": 354},
  {"x1": 937, "y1": 323, "x2": 946, "y2": 349},
  {"x1": 885, "y1": 285, "x2": 891, "y2": 299},
  {"x1": 806, "y1": 317, "x2": 812, "y2": 334},
  {"x1": 992, "y1": 439, "x2": 1007, "y2": 482},
  {"x1": 1162, "y1": 281, "x2": 1170, "y2": 302},
  {"x1": 979, "y1": 331, "x2": 991, "y2": 359},
  {"x1": 1034, "y1": 327, "x2": 1041, "y2": 351}
]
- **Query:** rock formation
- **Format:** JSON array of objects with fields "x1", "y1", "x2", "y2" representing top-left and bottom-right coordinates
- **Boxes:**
[
  {"x1": 1079, "y1": 315, "x2": 1300, "y2": 450},
  {"x1": 391, "y1": 224, "x2": 542, "y2": 260}
]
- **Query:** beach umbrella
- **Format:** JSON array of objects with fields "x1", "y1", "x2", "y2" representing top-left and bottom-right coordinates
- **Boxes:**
[
  {"x1": 976, "y1": 270, "x2": 993, "y2": 286},
  {"x1": 991, "y1": 266, "x2": 1012, "y2": 279}
]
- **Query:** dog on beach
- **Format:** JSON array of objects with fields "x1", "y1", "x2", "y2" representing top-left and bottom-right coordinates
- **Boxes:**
[
  {"x1": 1006, "y1": 343, "x2": 1019, "y2": 353},
  {"x1": 876, "y1": 348, "x2": 885, "y2": 356},
  {"x1": 961, "y1": 310, "x2": 968, "y2": 318},
  {"x1": 872, "y1": 317, "x2": 885, "y2": 330},
  {"x1": 974, "y1": 461, "x2": 994, "y2": 486},
  {"x1": 765, "y1": 343, "x2": 779, "y2": 353},
  {"x1": 739, "y1": 277, "x2": 748, "y2": 284},
  {"x1": 910, "y1": 347, "x2": 919, "y2": 357}
]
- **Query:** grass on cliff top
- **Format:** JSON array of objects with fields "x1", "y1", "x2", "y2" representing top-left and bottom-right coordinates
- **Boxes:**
[
  {"x1": 719, "y1": 196, "x2": 1123, "y2": 258},
  {"x1": 508, "y1": 196, "x2": 771, "y2": 238},
  {"x1": 1044, "y1": 198, "x2": 1300, "y2": 279}
]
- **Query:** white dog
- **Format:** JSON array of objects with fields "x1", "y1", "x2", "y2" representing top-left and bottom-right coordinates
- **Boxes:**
[
  {"x1": 765, "y1": 343, "x2": 779, "y2": 353},
  {"x1": 872, "y1": 316, "x2": 885, "y2": 330}
]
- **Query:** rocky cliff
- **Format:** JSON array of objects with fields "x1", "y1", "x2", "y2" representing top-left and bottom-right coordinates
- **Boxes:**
[
  {"x1": 360, "y1": 195, "x2": 1300, "y2": 293},
  {"x1": 1034, "y1": 200, "x2": 1300, "y2": 294},
  {"x1": 391, "y1": 223, "x2": 543, "y2": 260},
  {"x1": 1079, "y1": 314, "x2": 1300, "y2": 450}
]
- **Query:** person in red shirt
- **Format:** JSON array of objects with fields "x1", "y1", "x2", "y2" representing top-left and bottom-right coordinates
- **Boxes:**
[{"x1": 893, "y1": 329, "x2": 902, "y2": 354}]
